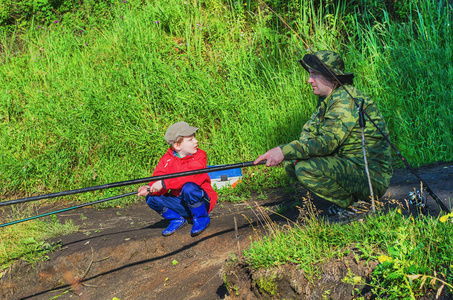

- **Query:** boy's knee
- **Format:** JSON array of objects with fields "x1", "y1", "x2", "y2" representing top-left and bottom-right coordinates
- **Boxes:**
[
  {"x1": 181, "y1": 182, "x2": 200, "y2": 194},
  {"x1": 146, "y1": 195, "x2": 164, "y2": 212},
  {"x1": 181, "y1": 182, "x2": 207, "y2": 205},
  {"x1": 145, "y1": 195, "x2": 154, "y2": 205}
]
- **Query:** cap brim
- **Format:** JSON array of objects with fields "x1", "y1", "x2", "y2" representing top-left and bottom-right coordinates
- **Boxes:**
[{"x1": 179, "y1": 127, "x2": 199, "y2": 137}]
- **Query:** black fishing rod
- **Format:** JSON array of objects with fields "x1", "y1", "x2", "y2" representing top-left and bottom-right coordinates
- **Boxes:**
[
  {"x1": 1, "y1": 160, "x2": 265, "y2": 207},
  {"x1": 0, "y1": 160, "x2": 266, "y2": 228}
]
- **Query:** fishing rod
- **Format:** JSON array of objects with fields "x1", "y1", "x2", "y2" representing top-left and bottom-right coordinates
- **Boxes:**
[
  {"x1": 0, "y1": 192, "x2": 136, "y2": 228},
  {"x1": 0, "y1": 160, "x2": 267, "y2": 228},
  {"x1": 263, "y1": 3, "x2": 450, "y2": 213},
  {"x1": 1, "y1": 160, "x2": 265, "y2": 207}
]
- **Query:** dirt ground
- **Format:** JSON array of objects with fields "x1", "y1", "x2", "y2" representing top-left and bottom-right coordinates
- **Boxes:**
[{"x1": 1, "y1": 162, "x2": 453, "y2": 300}]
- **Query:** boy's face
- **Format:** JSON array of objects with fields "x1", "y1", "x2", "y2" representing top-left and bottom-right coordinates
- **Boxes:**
[{"x1": 174, "y1": 134, "x2": 198, "y2": 157}]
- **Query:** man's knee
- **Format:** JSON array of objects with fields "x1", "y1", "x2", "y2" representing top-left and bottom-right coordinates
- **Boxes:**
[
  {"x1": 294, "y1": 160, "x2": 324, "y2": 181},
  {"x1": 284, "y1": 161, "x2": 297, "y2": 179}
]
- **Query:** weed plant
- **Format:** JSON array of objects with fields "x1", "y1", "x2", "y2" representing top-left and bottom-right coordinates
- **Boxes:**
[{"x1": 244, "y1": 204, "x2": 453, "y2": 298}]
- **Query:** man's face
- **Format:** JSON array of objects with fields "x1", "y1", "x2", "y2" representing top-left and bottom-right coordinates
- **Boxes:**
[
  {"x1": 307, "y1": 69, "x2": 335, "y2": 97},
  {"x1": 175, "y1": 134, "x2": 198, "y2": 157}
]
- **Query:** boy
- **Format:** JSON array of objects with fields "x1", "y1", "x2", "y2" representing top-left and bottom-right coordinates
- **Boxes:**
[{"x1": 137, "y1": 122, "x2": 217, "y2": 237}]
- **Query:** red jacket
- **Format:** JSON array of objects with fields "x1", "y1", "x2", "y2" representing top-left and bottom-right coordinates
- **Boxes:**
[{"x1": 149, "y1": 148, "x2": 217, "y2": 213}]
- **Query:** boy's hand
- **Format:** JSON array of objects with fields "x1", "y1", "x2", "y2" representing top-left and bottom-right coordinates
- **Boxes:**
[
  {"x1": 137, "y1": 181, "x2": 164, "y2": 196},
  {"x1": 137, "y1": 185, "x2": 151, "y2": 197},
  {"x1": 254, "y1": 147, "x2": 284, "y2": 166},
  {"x1": 150, "y1": 180, "x2": 163, "y2": 193}
]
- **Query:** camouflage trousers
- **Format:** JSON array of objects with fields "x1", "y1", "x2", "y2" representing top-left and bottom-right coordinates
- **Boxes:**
[{"x1": 284, "y1": 156, "x2": 388, "y2": 208}]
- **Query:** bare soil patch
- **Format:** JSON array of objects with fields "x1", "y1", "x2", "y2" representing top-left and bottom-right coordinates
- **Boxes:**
[{"x1": 1, "y1": 162, "x2": 452, "y2": 300}]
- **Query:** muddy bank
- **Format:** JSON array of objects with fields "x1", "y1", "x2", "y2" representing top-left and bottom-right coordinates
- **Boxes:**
[{"x1": 1, "y1": 162, "x2": 452, "y2": 299}]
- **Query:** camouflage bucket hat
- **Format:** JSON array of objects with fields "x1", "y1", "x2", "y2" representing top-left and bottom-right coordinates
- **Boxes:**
[{"x1": 299, "y1": 50, "x2": 354, "y2": 80}]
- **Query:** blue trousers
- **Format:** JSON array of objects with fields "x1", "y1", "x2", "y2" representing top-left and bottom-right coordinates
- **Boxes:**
[{"x1": 145, "y1": 182, "x2": 210, "y2": 218}]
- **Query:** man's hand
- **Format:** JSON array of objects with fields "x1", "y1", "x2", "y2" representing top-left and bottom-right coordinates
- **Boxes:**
[{"x1": 254, "y1": 147, "x2": 284, "y2": 166}]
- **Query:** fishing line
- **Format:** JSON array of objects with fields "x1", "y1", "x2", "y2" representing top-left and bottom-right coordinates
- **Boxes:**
[{"x1": 0, "y1": 192, "x2": 136, "y2": 228}]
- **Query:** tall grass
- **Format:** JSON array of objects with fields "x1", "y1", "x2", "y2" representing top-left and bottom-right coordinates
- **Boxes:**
[
  {"x1": 0, "y1": 0, "x2": 310, "y2": 202},
  {"x1": 0, "y1": 0, "x2": 452, "y2": 201},
  {"x1": 347, "y1": 0, "x2": 453, "y2": 166}
]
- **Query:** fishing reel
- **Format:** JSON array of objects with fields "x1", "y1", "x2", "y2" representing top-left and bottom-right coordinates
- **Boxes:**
[{"x1": 408, "y1": 190, "x2": 428, "y2": 215}]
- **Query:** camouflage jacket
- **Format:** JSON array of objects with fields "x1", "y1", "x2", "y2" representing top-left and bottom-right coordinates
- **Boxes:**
[{"x1": 280, "y1": 84, "x2": 393, "y2": 187}]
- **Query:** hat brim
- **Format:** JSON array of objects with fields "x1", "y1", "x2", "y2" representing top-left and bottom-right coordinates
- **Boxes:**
[{"x1": 299, "y1": 54, "x2": 354, "y2": 78}]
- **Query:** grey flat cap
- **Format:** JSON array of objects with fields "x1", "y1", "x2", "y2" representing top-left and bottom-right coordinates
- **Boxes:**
[{"x1": 164, "y1": 122, "x2": 199, "y2": 144}]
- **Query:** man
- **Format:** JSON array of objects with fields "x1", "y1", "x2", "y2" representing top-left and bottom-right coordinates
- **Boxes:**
[{"x1": 254, "y1": 50, "x2": 393, "y2": 215}]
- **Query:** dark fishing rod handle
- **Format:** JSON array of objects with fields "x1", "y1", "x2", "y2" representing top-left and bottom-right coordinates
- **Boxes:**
[{"x1": 358, "y1": 99, "x2": 365, "y2": 128}]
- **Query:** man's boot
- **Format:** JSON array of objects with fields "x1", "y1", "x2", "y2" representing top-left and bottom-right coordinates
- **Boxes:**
[
  {"x1": 161, "y1": 209, "x2": 187, "y2": 236},
  {"x1": 189, "y1": 204, "x2": 210, "y2": 237}
]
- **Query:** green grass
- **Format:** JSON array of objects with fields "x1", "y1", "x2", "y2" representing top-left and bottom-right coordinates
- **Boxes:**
[
  {"x1": 0, "y1": 0, "x2": 310, "y2": 204},
  {"x1": 0, "y1": 205, "x2": 78, "y2": 269},
  {"x1": 1, "y1": 0, "x2": 452, "y2": 204},
  {"x1": 1, "y1": 0, "x2": 453, "y2": 282},
  {"x1": 244, "y1": 205, "x2": 453, "y2": 298},
  {"x1": 346, "y1": 0, "x2": 453, "y2": 167}
]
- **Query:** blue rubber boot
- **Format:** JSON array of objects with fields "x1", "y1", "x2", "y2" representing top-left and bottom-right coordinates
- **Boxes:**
[
  {"x1": 189, "y1": 204, "x2": 210, "y2": 237},
  {"x1": 161, "y1": 209, "x2": 187, "y2": 236}
]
